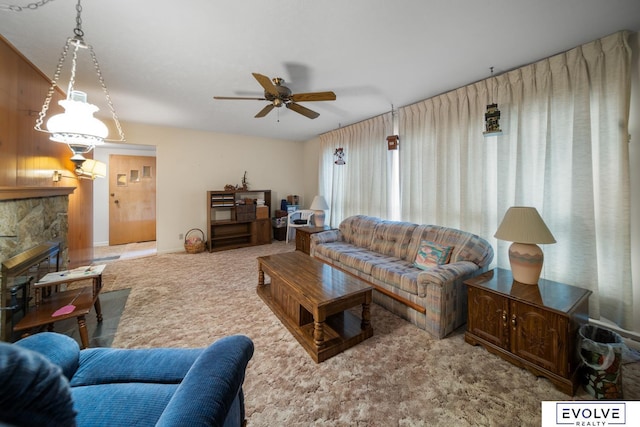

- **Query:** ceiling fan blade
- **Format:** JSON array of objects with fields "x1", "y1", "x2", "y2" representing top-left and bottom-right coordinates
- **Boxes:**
[
  {"x1": 213, "y1": 96, "x2": 266, "y2": 100},
  {"x1": 290, "y1": 91, "x2": 336, "y2": 102},
  {"x1": 252, "y1": 73, "x2": 279, "y2": 97},
  {"x1": 255, "y1": 104, "x2": 275, "y2": 118},
  {"x1": 286, "y1": 102, "x2": 320, "y2": 119}
]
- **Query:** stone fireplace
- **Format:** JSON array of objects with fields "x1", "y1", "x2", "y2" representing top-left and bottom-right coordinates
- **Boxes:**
[
  {"x1": 0, "y1": 188, "x2": 73, "y2": 264},
  {"x1": 0, "y1": 187, "x2": 74, "y2": 341}
]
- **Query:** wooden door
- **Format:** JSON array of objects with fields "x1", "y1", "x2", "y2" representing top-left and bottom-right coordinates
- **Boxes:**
[{"x1": 109, "y1": 155, "x2": 156, "y2": 245}]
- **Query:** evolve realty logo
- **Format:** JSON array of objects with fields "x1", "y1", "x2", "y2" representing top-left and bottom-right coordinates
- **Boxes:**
[{"x1": 542, "y1": 402, "x2": 631, "y2": 426}]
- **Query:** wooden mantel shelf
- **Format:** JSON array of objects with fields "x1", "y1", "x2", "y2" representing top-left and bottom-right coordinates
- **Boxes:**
[{"x1": 0, "y1": 186, "x2": 75, "y2": 201}]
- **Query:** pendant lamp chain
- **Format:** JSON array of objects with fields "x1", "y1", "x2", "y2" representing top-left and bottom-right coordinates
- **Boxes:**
[
  {"x1": 34, "y1": 0, "x2": 125, "y2": 142},
  {"x1": 0, "y1": 0, "x2": 55, "y2": 12}
]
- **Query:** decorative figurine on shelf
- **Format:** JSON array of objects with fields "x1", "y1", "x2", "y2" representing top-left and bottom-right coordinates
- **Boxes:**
[
  {"x1": 241, "y1": 171, "x2": 248, "y2": 190},
  {"x1": 224, "y1": 184, "x2": 235, "y2": 191}
]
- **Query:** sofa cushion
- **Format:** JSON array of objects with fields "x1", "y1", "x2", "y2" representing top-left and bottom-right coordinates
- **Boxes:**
[
  {"x1": 408, "y1": 225, "x2": 493, "y2": 268},
  {"x1": 72, "y1": 383, "x2": 177, "y2": 427},
  {"x1": 313, "y1": 240, "x2": 362, "y2": 261},
  {"x1": 338, "y1": 250, "x2": 400, "y2": 275},
  {"x1": 413, "y1": 240, "x2": 453, "y2": 270},
  {"x1": 339, "y1": 215, "x2": 380, "y2": 249},
  {"x1": 370, "y1": 260, "x2": 422, "y2": 296},
  {"x1": 369, "y1": 221, "x2": 417, "y2": 259},
  {"x1": 72, "y1": 347, "x2": 203, "y2": 387}
]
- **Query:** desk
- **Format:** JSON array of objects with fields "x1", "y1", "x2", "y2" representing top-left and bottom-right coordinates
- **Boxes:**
[{"x1": 14, "y1": 265, "x2": 106, "y2": 348}]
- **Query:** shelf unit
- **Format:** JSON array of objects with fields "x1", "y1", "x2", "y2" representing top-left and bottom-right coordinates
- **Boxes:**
[{"x1": 207, "y1": 189, "x2": 272, "y2": 252}]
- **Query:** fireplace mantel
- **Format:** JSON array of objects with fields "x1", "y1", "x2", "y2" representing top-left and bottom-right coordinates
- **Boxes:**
[{"x1": 0, "y1": 186, "x2": 75, "y2": 201}]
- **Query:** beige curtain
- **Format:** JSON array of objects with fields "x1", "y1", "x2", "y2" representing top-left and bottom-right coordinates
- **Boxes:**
[
  {"x1": 318, "y1": 113, "x2": 393, "y2": 227},
  {"x1": 398, "y1": 31, "x2": 633, "y2": 329}
]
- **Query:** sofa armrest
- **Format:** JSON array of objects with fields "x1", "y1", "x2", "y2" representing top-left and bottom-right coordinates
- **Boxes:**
[
  {"x1": 156, "y1": 335, "x2": 255, "y2": 427},
  {"x1": 311, "y1": 229, "x2": 342, "y2": 244},
  {"x1": 416, "y1": 261, "x2": 479, "y2": 287},
  {"x1": 15, "y1": 332, "x2": 80, "y2": 381}
]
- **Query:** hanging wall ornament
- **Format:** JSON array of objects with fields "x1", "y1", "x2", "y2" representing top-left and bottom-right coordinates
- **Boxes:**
[
  {"x1": 334, "y1": 147, "x2": 345, "y2": 165},
  {"x1": 386, "y1": 135, "x2": 399, "y2": 150},
  {"x1": 483, "y1": 67, "x2": 503, "y2": 137}
]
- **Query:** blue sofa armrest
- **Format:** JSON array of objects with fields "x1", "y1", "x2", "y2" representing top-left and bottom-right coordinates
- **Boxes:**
[
  {"x1": 156, "y1": 335, "x2": 254, "y2": 427},
  {"x1": 15, "y1": 332, "x2": 80, "y2": 381}
]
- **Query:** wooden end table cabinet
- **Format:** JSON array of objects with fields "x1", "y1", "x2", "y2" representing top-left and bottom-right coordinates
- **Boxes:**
[
  {"x1": 464, "y1": 268, "x2": 591, "y2": 395},
  {"x1": 295, "y1": 226, "x2": 331, "y2": 254}
]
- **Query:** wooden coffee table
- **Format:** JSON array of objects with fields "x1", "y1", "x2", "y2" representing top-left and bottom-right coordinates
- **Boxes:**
[{"x1": 257, "y1": 251, "x2": 373, "y2": 363}]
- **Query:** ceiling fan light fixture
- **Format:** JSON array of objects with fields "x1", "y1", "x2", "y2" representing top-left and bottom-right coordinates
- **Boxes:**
[{"x1": 214, "y1": 72, "x2": 336, "y2": 120}]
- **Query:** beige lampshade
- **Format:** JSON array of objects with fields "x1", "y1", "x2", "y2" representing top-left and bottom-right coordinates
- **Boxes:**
[
  {"x1": 310, "y1": 195, "x2": 329, "y2": 211},
  {"x1": 494, "y1": 207, "x2": 556, "y2": 244},
  {"x1": 81, "y1": 159, "x2": 107, "y2": 178}
]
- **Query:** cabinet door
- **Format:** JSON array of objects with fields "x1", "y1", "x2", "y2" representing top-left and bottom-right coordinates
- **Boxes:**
[
  {"x1": 510, "y1": 301, "x2": 567, "y2": 376},
  {"x1": 467, "y1": 287, "x2": 509, "y2": 350},
  {"x1": 253, "y1": 219, "x2": 271, "y2": 245}
]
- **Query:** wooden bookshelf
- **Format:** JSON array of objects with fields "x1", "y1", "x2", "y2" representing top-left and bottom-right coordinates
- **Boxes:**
[{"x1": 207, "y1": 190, "x2": 272, "y2": 252}]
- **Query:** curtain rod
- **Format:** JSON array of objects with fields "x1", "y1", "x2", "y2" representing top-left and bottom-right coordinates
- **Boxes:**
[{"x1": 318, "y1": 30, "x2": 630, "y2": 138}]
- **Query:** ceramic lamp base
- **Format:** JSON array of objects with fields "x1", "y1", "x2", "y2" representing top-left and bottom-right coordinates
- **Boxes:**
[
  {"x1": 313, "y1": 211, "x2": 325, "y2": 227},
  {"x1": 508, "y1": 242, "x2": 544, "y2": 284}
]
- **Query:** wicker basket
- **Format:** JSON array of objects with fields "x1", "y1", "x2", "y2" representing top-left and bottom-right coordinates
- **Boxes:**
[{"x1": 184, "y1": 228, "x2": 206, "y2": 254}]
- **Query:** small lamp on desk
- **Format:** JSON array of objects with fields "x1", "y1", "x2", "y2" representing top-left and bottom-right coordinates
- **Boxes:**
[
  {"x1": 494, "y1": 206, "x2": 556, "y2": 285},
  {"x1": 310, "y1": 195, "x2": 329, "y2": 227}
]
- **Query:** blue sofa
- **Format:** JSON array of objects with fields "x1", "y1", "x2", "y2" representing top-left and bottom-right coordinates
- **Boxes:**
[{"x1": 0, "y1": 332, "x2": 254, "y2": 427}]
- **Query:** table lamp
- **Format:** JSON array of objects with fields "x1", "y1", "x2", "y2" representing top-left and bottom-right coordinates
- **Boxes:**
[
  {"x1": 310, "y1": 195, "x2": 329, "y2": 227},
  {"x1": 494, "y1": 206, "x2": 556, "y2": 284}
]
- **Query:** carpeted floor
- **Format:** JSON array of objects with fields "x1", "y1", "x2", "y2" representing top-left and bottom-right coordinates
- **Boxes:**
[{"x1": 99, "y1": 242, "x2": 640, "y2": 427}]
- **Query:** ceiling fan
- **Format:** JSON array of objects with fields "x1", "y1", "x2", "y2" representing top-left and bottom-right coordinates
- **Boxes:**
[{"x1": 213, "y1": 73, "x2": 336, "y2": 119}]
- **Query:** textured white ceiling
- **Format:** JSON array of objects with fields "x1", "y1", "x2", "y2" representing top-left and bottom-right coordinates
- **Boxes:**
[{"x1": 1, "y1": 0, "x2": 639, "y2": 141}]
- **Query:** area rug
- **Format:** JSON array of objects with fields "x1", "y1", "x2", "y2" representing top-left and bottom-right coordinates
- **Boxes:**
[{"x1": 100, "y1": 242, "x2": 640, "y2": 427}]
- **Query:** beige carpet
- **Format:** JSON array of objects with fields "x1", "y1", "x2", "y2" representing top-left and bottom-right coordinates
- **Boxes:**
[{"x1": 100, "y1": 242, "x2": 640, "y2": 427}]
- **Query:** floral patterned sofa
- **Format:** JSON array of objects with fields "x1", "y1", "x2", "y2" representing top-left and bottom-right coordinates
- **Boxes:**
[{"x1": 310, "y1": 215, "x2": 494, "y2": 338}]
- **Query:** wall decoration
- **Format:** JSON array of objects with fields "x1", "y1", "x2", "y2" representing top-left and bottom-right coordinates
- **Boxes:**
[
  {"x1": 130, "y1": 169, "x2": 140, "y2": 183},
  {"x1": 142, "y1": 165, "x2": 152, "y2": 178},
  {"x1": 483, "y1": 66, "x2": 503, "y2": 137},
  {"x1": 334, "y1": 147, "x2": 345, "y2": 165},
  {"x1": 386, "y1": 135, "x2": 399, "y2": 150},
  {"x1": 117, "y1": 174, "x2": 127, "y2": 186},
  {"x1": 483, "y1": 103, "x2": 502, "y2": 135}
]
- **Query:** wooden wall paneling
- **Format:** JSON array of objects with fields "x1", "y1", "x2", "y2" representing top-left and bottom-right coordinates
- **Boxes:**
[
  {"x1": 0, "y1": 39, "x2": 19, "y2": 186},
  {"x1": 0, "y1": 36, "x2": 93, "y2": 267}
]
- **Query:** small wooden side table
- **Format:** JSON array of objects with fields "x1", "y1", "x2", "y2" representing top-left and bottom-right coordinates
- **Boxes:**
[
  {"x1": 464, "y1": 268, "x2": 591, "y2": 395},
  {"x1": 295, "y1": 226, "x2": 332, "y2": 255},
  {"x1": 14, "y1": 265, "x2": 106, "y2": 349}
]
